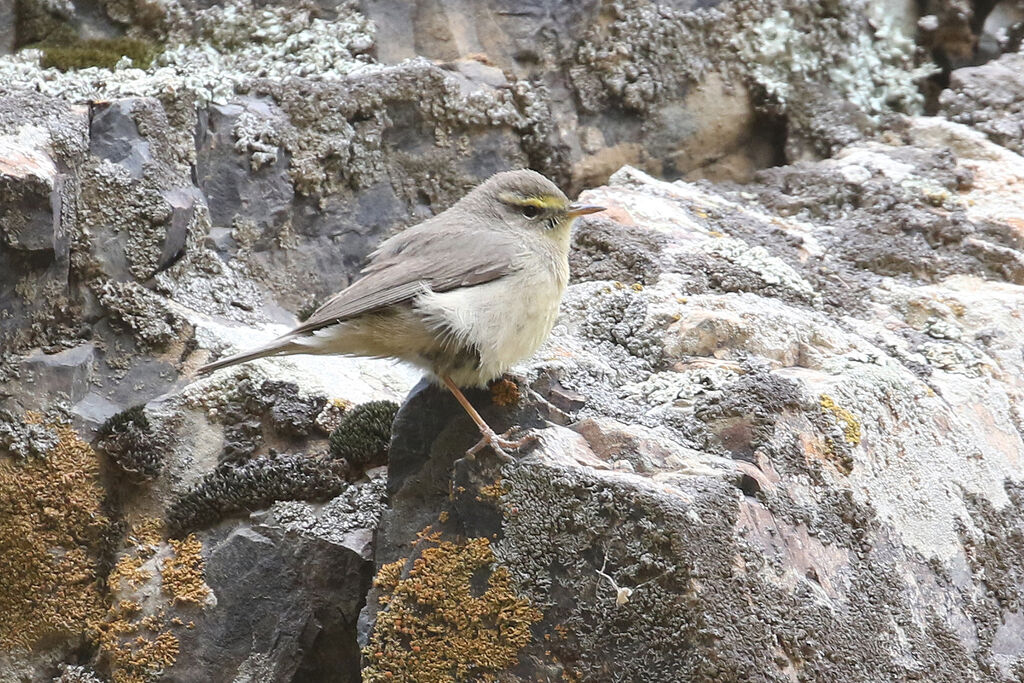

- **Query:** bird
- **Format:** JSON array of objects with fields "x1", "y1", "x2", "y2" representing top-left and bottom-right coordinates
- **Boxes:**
[{"x1": 197, "y1": 169, "x2": 604, "y2": 459}]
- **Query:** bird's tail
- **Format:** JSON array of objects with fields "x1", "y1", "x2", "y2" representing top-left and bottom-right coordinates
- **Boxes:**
[{"x1": 196, "y1": 337, "x2": 304, "y2": 376}]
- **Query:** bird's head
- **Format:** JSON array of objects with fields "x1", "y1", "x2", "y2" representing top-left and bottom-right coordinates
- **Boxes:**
[{"x1": 467, "y1": 169, "x2": 605, "y2": 237}]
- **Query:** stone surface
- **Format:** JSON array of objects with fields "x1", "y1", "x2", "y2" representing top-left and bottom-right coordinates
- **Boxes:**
[
  {"x1": 940, "y1": 51, "x2": 1024, "y2": 155},
  {"x1": 363, "y1": 121, "x2": 1024, "y2": 680},
  {"x1": 2, "y1": 0, "x2": 1024, "y2": 681}
]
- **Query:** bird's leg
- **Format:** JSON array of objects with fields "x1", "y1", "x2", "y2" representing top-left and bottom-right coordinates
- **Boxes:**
[{"x1": 441, "y1": 375, "x2": 535, "y2": 462}]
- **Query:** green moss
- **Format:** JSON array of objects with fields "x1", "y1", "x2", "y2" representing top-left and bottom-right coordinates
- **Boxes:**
[
  {"x1": 39, "y1": 37, "x2": 159, "y2": 71},
  {"x1": 363, "y1": 532, "x2": 542, "y2": 682},
  {"x1": 14, "y1": 0, "x2": 75, "y2": 48},
  {"x1": 15, "y1": 0, "x2": 161, "y2": 71},
  {"x1": 328, "y1": 400, "x2": 399, "y2": 469}
]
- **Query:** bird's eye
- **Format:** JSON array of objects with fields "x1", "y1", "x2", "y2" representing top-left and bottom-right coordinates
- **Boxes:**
[{"x1": 521, "y1": 205, "x2": 541, "y2": 219}]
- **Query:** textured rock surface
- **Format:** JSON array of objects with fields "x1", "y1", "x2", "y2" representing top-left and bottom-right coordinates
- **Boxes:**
[
  {"x1": 2, "y1": 0, "x2": 1024, "y2": 681},
  {"x1": 940, "y1": 51, "x2": 1024, "y2": 154},
  {"x1": 364, "y1": 120, "x2": 1024, "y2": 680}
]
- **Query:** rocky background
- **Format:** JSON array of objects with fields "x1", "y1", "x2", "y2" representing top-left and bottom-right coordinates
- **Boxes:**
[{"x1": 2, "y1": 0, "x2": 1024, "y2": 681}]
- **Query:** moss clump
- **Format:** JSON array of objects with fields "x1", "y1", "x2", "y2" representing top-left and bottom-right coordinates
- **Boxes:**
[
  {"x1": 328, "y1": 400, "x2": 399, "y2": 469},
  {"x1": 0, "y1": 414, "x2": 111, "y2": 650},
  {"x1": 97, "y1": 406, "x2": 165, "y2": 481},
  {"x1": 167, "y1": 454, "x2": 347, "y2": 535},
  {"x1": 39, "y1": 37, "x2": 159, "y2": 71},
  {"x1": 14, "y1": 0, "x2": 76, "y2": 48},
  {"x1": 820, "y1": 394, "x2": 862, "y2": 445},
  {"x1": 363, "y1": 533, "x2": 542, "y2": 682}
]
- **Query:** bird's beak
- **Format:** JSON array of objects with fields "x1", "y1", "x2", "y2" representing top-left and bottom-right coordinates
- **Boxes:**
[{"x1": 567, "y1": 203, "x2": 605, "y2": 218}]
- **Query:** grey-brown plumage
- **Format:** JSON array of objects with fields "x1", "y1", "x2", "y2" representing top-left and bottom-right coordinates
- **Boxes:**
[{"x1": 197, "y1": 169, "x2": 604, "y2": 457}]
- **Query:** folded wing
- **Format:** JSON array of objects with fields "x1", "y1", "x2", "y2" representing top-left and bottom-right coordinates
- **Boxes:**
[{"x1": 290, "y1": 221, "x2": 523, "y2": 337}]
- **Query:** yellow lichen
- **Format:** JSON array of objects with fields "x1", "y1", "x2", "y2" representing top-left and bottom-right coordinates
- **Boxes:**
[
  {"x1": 489, "y1": 378, "x2": 521, "y2": 407},
  {"x1": 100, "y1": 520, "x2": 209, "y2": 682},
  {"x1": 128, "y1": 517, "x2": 165, "y2": 550},
  {"x1": 819, "y1": 394, "x2": 862, "y2": 445},
  {"x1": 109, "y1": 554, "x2": 149, "y2": 593},
  {"x1": 479, "y1": 481, "x2": 510, "y2": 500},
  {"x1": 363, "y1": 534, "x2": 542, "y2": 682},
  {"x1": 160, "y1": 534, "x2": 210, "y2": 606},
  {"x1": 95, "y1": 603, "x2": 180, "y2": 683},
  {"x1": 0, "y1": 416, "x2": 110, "y2": 650}
]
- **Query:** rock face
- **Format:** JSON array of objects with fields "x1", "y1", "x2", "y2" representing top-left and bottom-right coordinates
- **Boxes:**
[
  {"x1": 2, "y1": 0, "x2": 1024, "y2": 681},
  {"x1": 365, "y1": 121, "x2": 1024, "y2": 681}
]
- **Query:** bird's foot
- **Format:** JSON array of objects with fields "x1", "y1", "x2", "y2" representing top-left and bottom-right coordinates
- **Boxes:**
[{"x1": 467, "y1": 426, "x2": 538, "y2": 463}]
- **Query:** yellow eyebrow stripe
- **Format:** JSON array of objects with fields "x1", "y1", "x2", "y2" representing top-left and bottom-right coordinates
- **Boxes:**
[{"x1": 498, "y1": 193, "x2": 566, "y2": 210}]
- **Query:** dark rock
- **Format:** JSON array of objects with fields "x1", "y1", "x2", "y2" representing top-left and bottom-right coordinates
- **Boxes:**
[
  {"x1": 170, "y1": 522, "x2": 369, "y2": 683},
  {"x1": 194, "y1": 97, "x2": 295, "y2": 237},
  {"x1": 0, "y1": 0, "x2": 13, "y2": 55},
  {"x1": 0, "y1": 126, "x2": 74, "y2": 352},
  {"x1": 89, "y1": 99, "x2": 153, "y2": 180}
]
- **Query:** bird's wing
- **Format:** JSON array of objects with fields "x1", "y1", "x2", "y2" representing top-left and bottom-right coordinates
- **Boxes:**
[{"x1": 288, "y1": 222, "x2": 522, "y2": 337}]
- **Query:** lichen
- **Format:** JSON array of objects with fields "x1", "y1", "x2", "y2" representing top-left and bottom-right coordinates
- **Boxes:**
[
  {"x1": 0, "y1": 413, "x2": 110, "y2": 651},
  {"x1": 94, "y1": 281, "x2": 181, "y2": 350},
  {"x1": 97, "y1": 519, "x2": 210, "y2": 683},
  {"x1": 0, "y1": 409, "x2": 60, "y2": 458},
  {"x1": 820, "y1": 394, "x2": 862, "y2": 446},
  {"x1": 94, "y1": 605, "x2": 180, "y2": 683},
  {"x1": 488, "y1": 378, "x2": 520, "y2": 408},
  {"x1": 160, "y1": 534, "x2": 210, "y2": 606},
  {"x1": 96, "y1": 405, "x2": 165, "y2": 481},
  {"x1": 167, "y1": 454, "x2": 347, "y2": 534},
  {"x1": 363, "y1": 532, "x2": 542, "y2": 682},
  {"x1": 328, "y1": 400, "x2": 399, "y2": 469}
]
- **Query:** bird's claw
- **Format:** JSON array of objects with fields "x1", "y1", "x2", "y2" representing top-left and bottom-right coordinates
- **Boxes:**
[{"x1": 467, "y1": 427, "x2": 537, "y2": 463}]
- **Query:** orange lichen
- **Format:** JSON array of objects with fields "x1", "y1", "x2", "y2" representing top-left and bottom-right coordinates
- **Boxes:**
[
  {"x1": 363, "y1": 534, "x2": 542, "y2": 682},
  {"x1": 100, "y1": 520, "x2": 209, "y2": 681},
  {"x1": 109, "y1": 554, "x2": 149, "y2": 593},
  {"x1": 160, "y1": 534, "x2": 210, "y2": 606},
  {"x1": 94, "y1": 602, "x2": 180, "y2": 683},
  {"x1": 0, "y1": 415, "x2": 110, "y2": 650},
  {"x1": 479, "y1": 480, "x2": 510, "y2": 500},
  {"x1": 489, "y1": 378, "x2": 521, "y2": 407}
]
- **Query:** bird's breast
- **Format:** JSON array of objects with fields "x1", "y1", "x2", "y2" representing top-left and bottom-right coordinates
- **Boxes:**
[{"x1": 414, "y1": 251, "x2": 568, "y2": 385}]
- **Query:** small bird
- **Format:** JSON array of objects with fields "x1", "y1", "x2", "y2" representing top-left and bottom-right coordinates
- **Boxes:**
[{"x1": 197, "y1": 169, "x2": 604, "y2": 458}]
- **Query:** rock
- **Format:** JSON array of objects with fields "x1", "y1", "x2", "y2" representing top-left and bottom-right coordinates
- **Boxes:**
[
  {"x1": 170, "y1": 517, "x2": 372, "y2": 683},
  {"x1": 940, "y1": 52, "x2": 1024, "y2": 156},
  {"x1": 4, "y1": 0, "x2": 1024, "y2": 680},
  {"x1": 16, "y1": 343, "x2": 96, "y2": 409},
  {"x1": 0, "y1": 0, "x2": 13, "y2": 55},
  {"x1": 0, "y1": 123, "x2": 73, "y2": 349},
  {"x1": 193, "y1": 97, "x2": 295, "y2": 249},
  {"x1": 89, "y1": 99, "x2": 153, "y2": 180},
  {"x1": 80, "y1": 97, "x2": 206, "y2": 283},
  {"x1": 361, "y1": 125, "x2": 1024, "y2": 679}
]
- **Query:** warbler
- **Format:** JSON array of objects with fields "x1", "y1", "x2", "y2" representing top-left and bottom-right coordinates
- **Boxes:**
[{"x1": 198, "y1": 169, "x2": 604, "y2": 458}]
